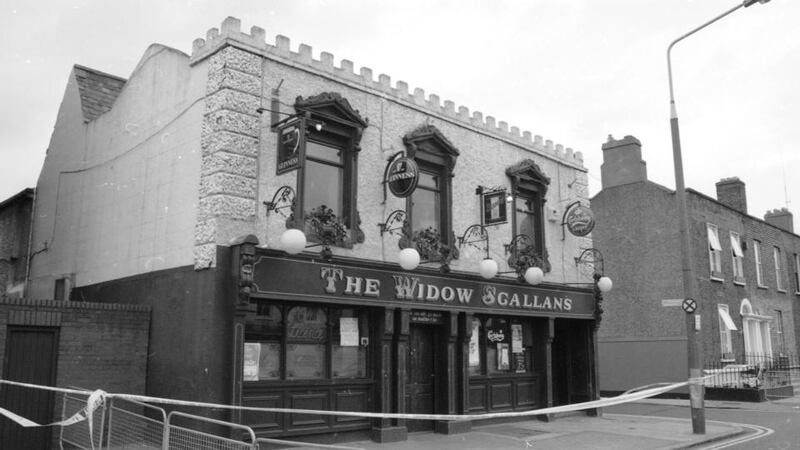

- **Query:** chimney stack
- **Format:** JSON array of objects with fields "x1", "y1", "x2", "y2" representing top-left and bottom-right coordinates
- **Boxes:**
[
  {"x1": 600, "y1": 135, "x2": 647, "y2": 189},
  {"x1": 764, "y1": 208, "x2": 794, "y2": 233},
  {"x1": 715, "y1": 177, "x2": 747, "y2": 214}
]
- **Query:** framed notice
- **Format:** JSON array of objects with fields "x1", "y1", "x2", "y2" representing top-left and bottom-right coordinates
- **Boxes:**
[
  {"x1": 339, "y1": 317, "x2": 359, "y2": 346},
  {"x1": 511, "y1": 323, "x2": 523, "y2": 353},
  {"x1": 497, "y1": 343, "x2": 510, "y2": 370},
  {"x1": 469, "y1": 318, "x2": 480, "y2": 367},
  {"x1": 482, "y1": 189, "x2": 508, "y2": 225},
  {"x1": 243, "y1": 343, "x2": 261, "y2": 381}
]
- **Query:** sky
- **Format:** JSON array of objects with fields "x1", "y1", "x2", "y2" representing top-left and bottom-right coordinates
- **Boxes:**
[{"x1": 1, "y1": 0, "x2": 798, "y2": 220}]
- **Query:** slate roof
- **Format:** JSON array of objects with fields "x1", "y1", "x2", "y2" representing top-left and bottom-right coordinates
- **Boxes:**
[{"x1": 72, "y1": 65, "x2": 126, "y2": 122}]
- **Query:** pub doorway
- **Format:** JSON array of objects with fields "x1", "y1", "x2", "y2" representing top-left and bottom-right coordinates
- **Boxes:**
[
  {"x1": 405, "y1": 322, "x2": 440, "y2": 432},
  {"x1": 552, "y1": 319, "x2": 592, "y2": 406}
]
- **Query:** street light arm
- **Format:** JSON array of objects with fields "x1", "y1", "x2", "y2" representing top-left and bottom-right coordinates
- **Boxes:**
[{"x1": 667, "y1": 2, "x2": 744, "y2": 110}]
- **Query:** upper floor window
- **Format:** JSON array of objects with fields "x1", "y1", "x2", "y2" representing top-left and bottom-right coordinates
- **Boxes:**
[
  {"x1": 730, "y1": 231, "x2": 745, "y2": 284},
  {"x1": 774, "y1": 246, "x2": 785, "y2": 292},
  {"x1": 794, "y1": 253, "x2": 800, "y2": 294},
  {"x1": 402, "y1": 125, "x2": 459, "y2": 260},
  {"x1": 506, "y1": 160, "x2": 551, "y2": 272},
  {"x1": 754, "y1": 240, "x2": 765, "y2": 287},
  {"x1": 291, "y1": 93, "x2": 367, "y2": 247},
  {"x1": 706, "y1": 223, "x2": 723, "y2": 279}
]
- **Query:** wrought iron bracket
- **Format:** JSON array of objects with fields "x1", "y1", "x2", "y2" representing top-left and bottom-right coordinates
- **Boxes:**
[
  {"x1": 378, "y1": 210, "x2": 407, "y2": 237},
  {"x1": 457, "y1": 224, "x2": 490, "y2": 259},
  {"x1": 264, "y1": 186, "x2": 296, "y2": 218}
]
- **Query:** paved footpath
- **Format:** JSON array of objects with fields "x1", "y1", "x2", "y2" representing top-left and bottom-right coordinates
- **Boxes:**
[{"x1": 322, "y1": 409, "x2": 744, "y2": 450}]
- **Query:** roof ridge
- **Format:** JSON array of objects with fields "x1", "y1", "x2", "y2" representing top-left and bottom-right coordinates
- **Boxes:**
[{"x1": 73, "y1": 64, "x2": 127, "y2": 82}]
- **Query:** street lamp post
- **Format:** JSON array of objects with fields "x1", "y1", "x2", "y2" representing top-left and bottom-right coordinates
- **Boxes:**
[{"x1": 667, "y1": 0, "x2": 770, "y2": 435}]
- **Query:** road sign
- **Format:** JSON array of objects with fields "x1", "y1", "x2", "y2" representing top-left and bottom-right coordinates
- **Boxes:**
[{"x1": 682, "y1": 298, "x2": 697, "y2": 314}]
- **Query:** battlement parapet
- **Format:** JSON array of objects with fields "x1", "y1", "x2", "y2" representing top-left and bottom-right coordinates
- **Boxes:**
[{"x1": 190, "y1": 16, "x2": 584, "y2": 167}]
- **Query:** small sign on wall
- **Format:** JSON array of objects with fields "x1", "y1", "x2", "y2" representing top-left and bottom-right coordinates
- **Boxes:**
[
  {"x1": 276, "y1": 117, "x2": 304, "y2": 175},
  {"x1": 481, "y1": 188, "x2": 508, "y2": 225}
]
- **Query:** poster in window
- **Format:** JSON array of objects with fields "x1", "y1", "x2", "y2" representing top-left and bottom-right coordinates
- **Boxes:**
[
  {"x1": 511, "y1": 323, "x2": 523, "y2": 353},
  {"x1": 339, "y1": 317, "x2": 359, "y2": 346},
  {"x1": 497, "y1": 343, "x2": 510, "y2": 370},
  {"x1": 514, "y1": 352, "x2": 527, "y2": 373},
  {"x1": 469, "y1": 318, "x2": 480, "y2": 367},
  {"x1": 243, "y1": 342, "x2": 261, "y2": 381}
]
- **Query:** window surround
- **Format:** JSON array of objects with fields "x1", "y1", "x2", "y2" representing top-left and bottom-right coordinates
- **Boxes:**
[
  {"x1": 289, "y1": 92, "x2": 368, "y2": 247},
  {"x1": 753, "y1": 240, "x2": 766, "y2": 288},
  {"x1": 706, "y1": 223, "x2": 723, "y2": 280},
  {"x1": 794, "y1": 253, "x2": 800, "y2": 295},
  {"x1": 506, "y1": 159, "x2": 551, "y2": 273},
  {"x1": 402, "y1": 124, "x2": 460, "y2": 261},
  {"x1": 717, "y1": 304, "x2": 735, "y2": 361},
  {"x1": 774, "y1": 246, "x2": 785, "y2": 292},
  {"x1": 730, "y1": 231, "x2": 745, "y2": 285}
]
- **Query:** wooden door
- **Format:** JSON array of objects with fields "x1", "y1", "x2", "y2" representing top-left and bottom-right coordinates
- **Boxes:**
[
  {"x1": 406, "y1": 324, "x2": 436, "y2": 432},
  {"x1": 0, "y1": 326, "x2": 59, "y2": 450}
]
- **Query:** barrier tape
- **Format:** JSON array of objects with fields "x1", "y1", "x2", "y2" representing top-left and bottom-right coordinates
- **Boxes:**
[{"x1": 0, "y1": 376, "x2": 706, "y2": 428}]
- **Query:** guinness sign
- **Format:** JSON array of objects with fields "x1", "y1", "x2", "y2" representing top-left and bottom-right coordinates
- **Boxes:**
[
  {"x1": 565, "y1": 204, "x2": 595, "y2": 237},
  {"x1": 276, "y1": 118, "x2": 303, "y2": 175},
  {"x1": 386, "y1": 157, "x2": 419, "y2": 198}
]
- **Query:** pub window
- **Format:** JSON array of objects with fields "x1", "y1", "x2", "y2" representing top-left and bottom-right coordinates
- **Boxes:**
[
  {"x1": 506, "y1": 160, "x2": 551, "y2": 270},
  {"x1": 706, "y1": 223, "x2": 723, "y2": 279},
  {"x1": 403, "y1": 124, "x2": 459, "y2": 246},
  {"x1": 292, "y1": 93, "x2": 367, "y2": 247},
  {"x1": 243, "y1": 302, "x2": 371, "y2": 382},
  {"x1": 286, "y1": 306, "x2": 327, "y2": 379},
  {"x1": 470, "y1": 316, "x2": 534, "y2": 376}
]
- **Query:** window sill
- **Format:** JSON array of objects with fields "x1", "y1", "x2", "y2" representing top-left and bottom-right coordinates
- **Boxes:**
[
  {"x1": 757, "y1": 284, "x2": 769, "y2": 290},
  {"x1": 709, "y1": 275, "x2": 725, "y2": 283},
  {"x1": 777, "y1": 289, "x2": 787, "y2": 294},
  {"x1": 733, "y1": 280, "x2": 746, "y2": 287}
]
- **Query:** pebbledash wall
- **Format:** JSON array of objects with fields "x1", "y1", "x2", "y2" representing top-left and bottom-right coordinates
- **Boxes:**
[{"x1": 29, "y1": 16, "x2": 598, "y2": 442}]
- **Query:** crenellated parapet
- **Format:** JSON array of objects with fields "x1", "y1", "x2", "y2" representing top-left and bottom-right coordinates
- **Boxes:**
[{"x1": 190, "y1": 17, "x2": 584, "y2": 168}]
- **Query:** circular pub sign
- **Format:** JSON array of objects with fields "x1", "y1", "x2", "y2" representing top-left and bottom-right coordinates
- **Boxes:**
[
  {"x1": 386, "y1": 157, "x2": 419, "y2": 198},
  {"x1": 566, "y1": 205, "x2": 596, "y2": 237}
]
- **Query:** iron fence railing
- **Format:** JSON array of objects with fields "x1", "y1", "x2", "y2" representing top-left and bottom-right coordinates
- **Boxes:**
[
  {"x1": 703, "y1": 353, "x2": 800, "y2": 389},
  {"x1": 55, "y1": 392, "x2": 364, "y2": 450}
]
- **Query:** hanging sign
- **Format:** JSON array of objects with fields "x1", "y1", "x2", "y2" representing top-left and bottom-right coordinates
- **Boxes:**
[
  {"x1": 276, "y1": 117, "x2": 304, "y2": 175},
  {"x1": 565, "y1": 204, "x2": 596, "y2": 237},
  {"x1": 385, "y1": 156, "x2": 419, "y2": 198}
]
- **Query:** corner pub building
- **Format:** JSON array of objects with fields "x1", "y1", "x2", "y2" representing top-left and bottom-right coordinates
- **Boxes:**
[{"x1": 27, "y1": 17, "x2": 610, "y2": 444}]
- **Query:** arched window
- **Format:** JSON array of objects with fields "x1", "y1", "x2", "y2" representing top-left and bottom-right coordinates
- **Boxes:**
[{"x1": 740, "y1": 298, "x2": 773, "y2": 362}]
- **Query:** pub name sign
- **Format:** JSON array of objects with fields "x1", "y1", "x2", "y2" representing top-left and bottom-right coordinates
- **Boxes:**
[{"x1": 252, "y1": 255, "x2": 594, "y2": 317}]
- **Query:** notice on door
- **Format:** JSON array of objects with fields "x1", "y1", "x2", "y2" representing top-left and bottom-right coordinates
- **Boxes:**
[{"x1": 339, "y1": 317, "x2": 359, "y2": 346}]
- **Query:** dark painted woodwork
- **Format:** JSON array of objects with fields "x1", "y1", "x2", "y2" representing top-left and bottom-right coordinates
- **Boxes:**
[
  {"x1": 242, "y1": 381, "x2": 372, "y2": 437},
  {"x1": 0, "y1": 326, "x2": 59, "y2": 450},
  {"x1": 405, "y1": 324, "x2": 436, "y2": 432},
  {"x1": 545, "y1": 318, "x2": 555, "y2": 407},
  {"x1": 467, "y1": 375, "x2": 542, "y2": 413}
]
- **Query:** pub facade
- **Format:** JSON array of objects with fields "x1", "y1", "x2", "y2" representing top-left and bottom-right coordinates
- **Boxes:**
[{"x1": 27, "y1": 17, "x2": 607, "y2": 444}]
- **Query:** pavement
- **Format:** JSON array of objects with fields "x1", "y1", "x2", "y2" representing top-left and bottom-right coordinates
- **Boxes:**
[{"x1": 310, "y1": 395, "x2": 800, "y2": 450}]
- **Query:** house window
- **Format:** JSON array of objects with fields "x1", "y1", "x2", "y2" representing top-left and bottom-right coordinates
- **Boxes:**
[
  {"x1": 754, "y1": 240, "x2": 765, "y2": 287},
  {"x1": 774, "y1": 246, "x2": 785, "y2": 292},
  {"x1": 243, "y1": 303, "x2": 371, "y2": 382},
  {"x1": 291, "y1": 93, "x2": 367, "y2": 246},
  {"x1": 717, "y1": 304, "x2": 736, "y2": 360},
  {"x1": 506, "y1": 160, "x2": 551, "y2": 271},
  {"x1": 794, "y1": 253, "x2": 800, "y2": 294},
  {"x1": 706, "y1": 223, "x2": 723, "y2": 279},
  {"x1": 730, "y1": 232, "x2": 745, "y2": 284},
  {"x1": 403, "y1": 124, "x2": 459, "y2": 255}
]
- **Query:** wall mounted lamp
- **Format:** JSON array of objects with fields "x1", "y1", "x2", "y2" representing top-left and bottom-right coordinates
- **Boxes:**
[{"x1": 574, "y1": 248, "x2": 613, "y2": 293}]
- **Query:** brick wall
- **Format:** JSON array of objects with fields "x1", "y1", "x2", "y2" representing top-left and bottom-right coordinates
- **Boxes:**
[{"x1": 0, "y1": 297, "x2": 150, "y2": 427}]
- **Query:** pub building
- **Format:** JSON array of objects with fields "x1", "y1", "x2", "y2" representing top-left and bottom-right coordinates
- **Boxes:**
[{"x1": 27, "y1": 18, "x2": 610, "y2": 445}]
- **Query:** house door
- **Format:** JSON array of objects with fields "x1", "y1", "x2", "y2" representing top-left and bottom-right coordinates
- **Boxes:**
[
  {"x1": 0, "y1": 326, "x2": 59, "y2": 450},
  {"x1": 406, "y1": 324, "x2": 437, "y2": 432}
]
